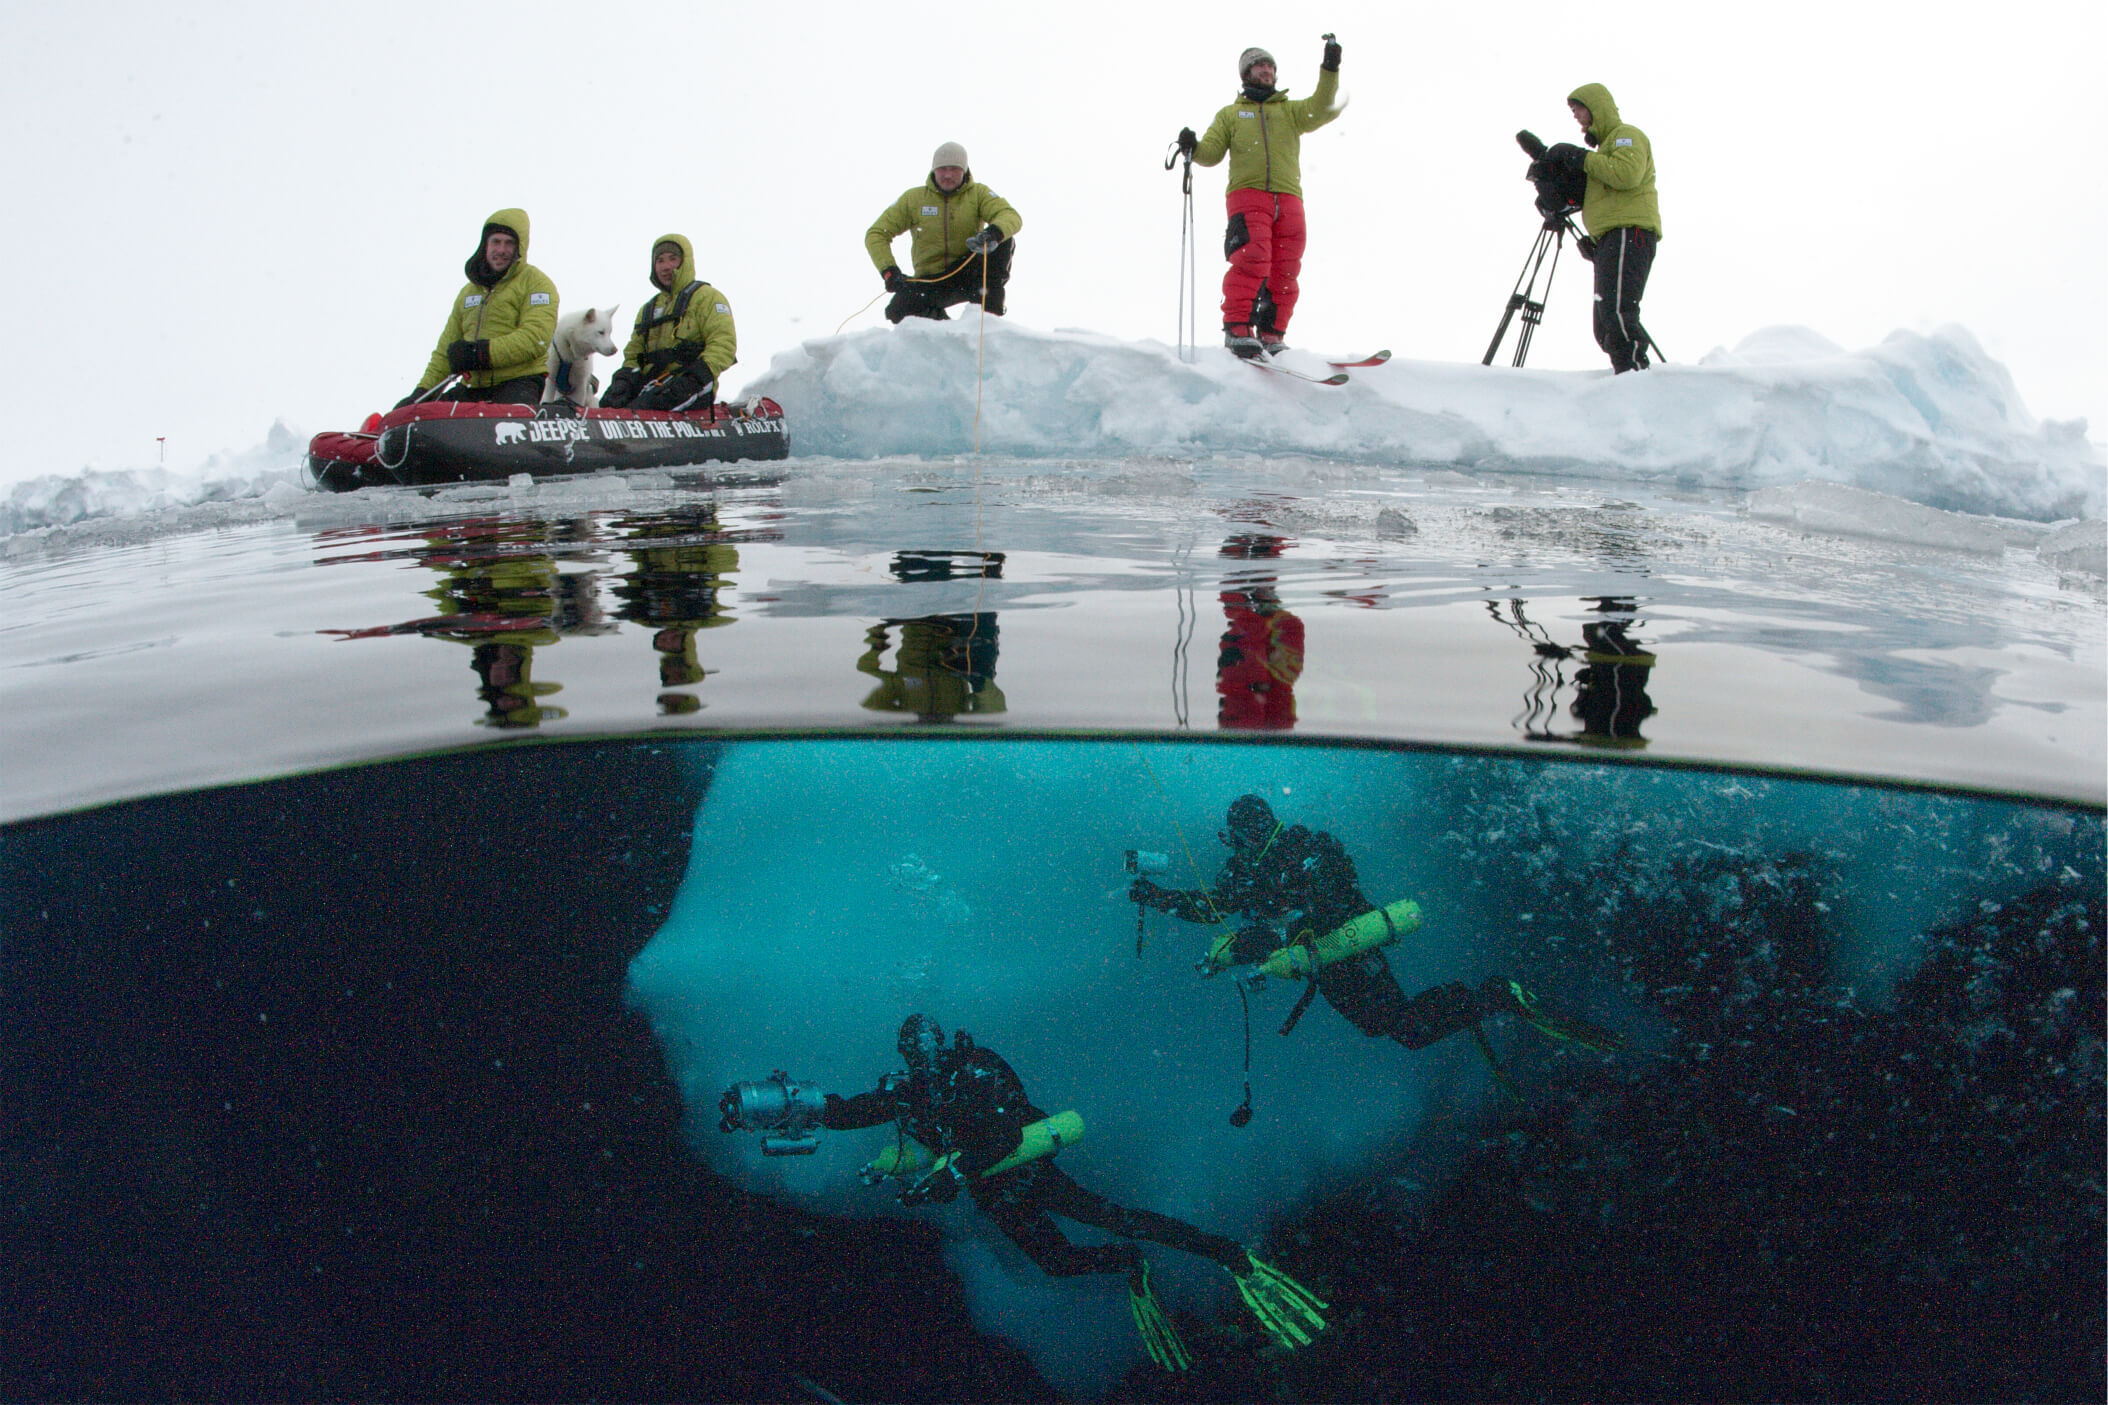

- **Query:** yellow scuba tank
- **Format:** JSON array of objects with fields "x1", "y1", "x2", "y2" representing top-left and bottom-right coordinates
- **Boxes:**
[
  {"x1": 1257, "y1": 898, "x2": 1422, "y2": 979},
  {"x1": 860, "y1": 1110, "x2": 1085, "y2": 1183}
]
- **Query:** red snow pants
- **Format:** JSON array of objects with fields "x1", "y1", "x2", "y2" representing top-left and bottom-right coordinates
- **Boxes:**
[{"x1": 1221, "y1": 188, "x2": 1306, "y2": 332}]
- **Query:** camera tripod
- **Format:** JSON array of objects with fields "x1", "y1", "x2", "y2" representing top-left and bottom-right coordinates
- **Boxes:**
[{"x1": 1482, "y1": 212, "x2": 1578, "y2": 367}]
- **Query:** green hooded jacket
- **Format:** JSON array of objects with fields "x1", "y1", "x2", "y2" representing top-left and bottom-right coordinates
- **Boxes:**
[
  {"x1": 1193, "y1": 65, "x2": 1342, "y2": 198},
  {"x1": 1568, "y1": 84, "x2": 1661, "y2": 238},
  {"x1": 620, "y1": 233, "x2": 738, "y2": 384},
  {"x1": 418, "y1": 207, "x2": 561, "y2": 390},
  {"x1": 865, "y1": 174, "x2": 1023, "y2": 277}
]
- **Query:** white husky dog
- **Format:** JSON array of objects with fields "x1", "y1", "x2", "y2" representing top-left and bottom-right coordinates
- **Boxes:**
[{"x1": 541, "y1": 305, "x2": 621, "y2": 407}]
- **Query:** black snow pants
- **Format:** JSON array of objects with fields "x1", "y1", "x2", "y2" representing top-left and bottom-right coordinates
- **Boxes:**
[
  {"x1": 1591, "y1": 225, "x2": 1658, "y2": 373},
  {"x1": 886, "y1": 239, "x2": 1016, "y2": 322}
]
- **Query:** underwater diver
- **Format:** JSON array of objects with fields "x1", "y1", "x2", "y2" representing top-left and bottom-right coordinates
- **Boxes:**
[
  {"x1": 1129, "y1": 795, "x2": 1624, "y2": 1058},
  {"x1": 719, "y1": 1014, "x2": 1327, "y2": 1372}
]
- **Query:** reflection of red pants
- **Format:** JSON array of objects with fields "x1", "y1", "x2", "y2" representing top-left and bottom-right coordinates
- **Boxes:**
[
  {"x1": 1221, "y1": 189, "x2": 1306, "y2": 332},
  {"x1": 1216, "y1": 601, "x2": 1303, "y2": 730}
]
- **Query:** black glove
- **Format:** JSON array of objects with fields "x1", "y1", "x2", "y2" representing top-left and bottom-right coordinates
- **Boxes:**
[
  {"x1": 1322, "y1": 36, "x2": 1342, "y2": 70},
  {"x1": 1545, "y1": 142, "x2": 1587, "y2": 172},
  {"x1": 882, "y1": 265, "x2": 908, "y2": 293},
  {"x1": 900, "y1": 1161, "x2": 964, "y2": 1205},
  {"x1": 600, "y1": 367, "x2": 641, "y2": 408},
  {"x1": 655, "y1": 370, "x2": 713, "y2": 411},
  {"x1": 964, "y1": 224, "x2": 1004, "y2": 254},
  {"x1": 1575, "y1": 234, "x2": 1599, "y2": 262},
  {"x1": 446, "y1": 339, "x2": 492, "y2": 373},
  {"x1": 1177, "y1": 126, "x2": 1197, "y2": 156},
  {"x1": 393, "y1": 390, "x2": 421, "y2": 410},
  {"x1": 1128, "y1": 877, "x2": 1166, "y2": 907}
]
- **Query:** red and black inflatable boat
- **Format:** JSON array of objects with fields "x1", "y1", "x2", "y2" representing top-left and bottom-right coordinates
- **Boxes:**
[{"x1": 306, "y1": 398, "x2": 789, "y2": 492}]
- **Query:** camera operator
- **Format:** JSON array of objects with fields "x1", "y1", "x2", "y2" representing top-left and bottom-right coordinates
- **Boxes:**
[{"x1": 1529, "y1": 83, "x2": 1661, "y2": 374}]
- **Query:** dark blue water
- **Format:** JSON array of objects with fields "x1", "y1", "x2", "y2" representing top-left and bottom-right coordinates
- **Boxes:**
[{"x1": 4, "y1": 735, "x2": 2100, "y2": 1402}]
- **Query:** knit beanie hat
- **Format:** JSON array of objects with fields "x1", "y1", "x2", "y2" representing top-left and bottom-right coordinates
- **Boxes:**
[
  {"x1": 1238, "y1": 47, "x2": 1275, "y2": 81},
  {"x1": 931, "y1": 141, "x2": 969, "y2": 170}
]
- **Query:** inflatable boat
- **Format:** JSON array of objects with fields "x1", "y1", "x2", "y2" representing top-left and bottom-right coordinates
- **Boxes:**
[{"x1": 306, "y1": 397, "x2": 789, "y2": 492}]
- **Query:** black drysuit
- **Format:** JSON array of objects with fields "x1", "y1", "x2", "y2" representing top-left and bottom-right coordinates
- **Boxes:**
[
  {"x1": 823, "y1": 1036, "x2": 1243, "y2": 1276},
  {"x1": 1138, "y1": 823, "x2": 1487, "y2": 1047}
]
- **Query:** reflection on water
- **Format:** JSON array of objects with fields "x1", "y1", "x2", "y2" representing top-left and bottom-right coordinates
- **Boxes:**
[
  {"x1": 1, "y1": 469, "x2": 2100, "y2": 820},
  {"x1": 1216, "y1": 532, "x2": 1304, "y2": 731},
  {"x1": 608, "y1": 507, "x2": 742, "y2": 715},
  {"x1": 320, "y1": 506, "x2": 776, "y2": 727},
  {"x1": 1493, "y1": 597, "x2": 1661, "y2": 747}
]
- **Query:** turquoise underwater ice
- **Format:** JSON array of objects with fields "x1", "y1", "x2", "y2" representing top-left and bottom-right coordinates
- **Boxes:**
[{"x1": 627, "y1": 735, "x2": 2104, "y2": 1394}]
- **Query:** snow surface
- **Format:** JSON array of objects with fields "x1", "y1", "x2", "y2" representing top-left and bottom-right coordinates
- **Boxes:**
[{"x1": 5, "y1": 321, "x2": 2101, "y2": 552}]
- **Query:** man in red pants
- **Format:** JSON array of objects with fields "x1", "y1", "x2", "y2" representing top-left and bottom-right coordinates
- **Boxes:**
[{"x1": 1178, "y1": 37, "x2": 1344, "y2": 358}]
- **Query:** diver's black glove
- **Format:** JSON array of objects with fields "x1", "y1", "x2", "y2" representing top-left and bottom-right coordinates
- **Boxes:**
[
  {"x1": 1176, "y1": 126, "x2": 1197, "y2": 156},
  {"x1": 1128, "y1": 877, "x2": 1167, "y2": 907},
  {"x1": 446, "y1": 339, "x2": 493, "y2": 373},
  {"x1": 964, "y1": 225, "x2": 1004, "y2": 254},
  {"x1": 882, "y1": 265, "x2": 908, "y2": 293},
  {"x1": 599, "y1": 367, "x2": 641, "y2": 408},
  {"x1": 900, "y1": 1162, "x2": 964, "y2": 1205},
  {"x1": 1545, "y1": 142, "x2": 1587, "y2": 172},
  {"x1": 1322, "y1": 36, "x2": 1342, "y2": 70}
]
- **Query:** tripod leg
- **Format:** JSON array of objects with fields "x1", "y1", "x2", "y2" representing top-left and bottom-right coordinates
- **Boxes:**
[
  {"x1": 1492, "y1": 228, "x2": 1559, "y2": 366},
  {"x1": 1486, "y1": 227, "x2": 1557, "y2": 367},
  {"x1": 1510, "y1": 226, "x2": 1566, "y2": 368}
]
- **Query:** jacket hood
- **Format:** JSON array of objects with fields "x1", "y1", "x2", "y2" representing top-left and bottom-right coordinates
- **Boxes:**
[
  {"x1": 466, "y1": 206, "x2": 533, "y2": 286},
  {"x1": 1568, "y1": 83, "x2": 1621, "y2": 142},
  {"x1": 649, "y1": 232, "x2": 697, "y2": 293}
]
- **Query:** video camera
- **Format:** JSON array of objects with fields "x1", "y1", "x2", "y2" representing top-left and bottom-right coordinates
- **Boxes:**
[
  {"x1": 1516, "y1": 129, "x2": 1587, "y2": 228},
  {"x1": 718, "y1": 1070, "x2": 829, "y2": 1155}
]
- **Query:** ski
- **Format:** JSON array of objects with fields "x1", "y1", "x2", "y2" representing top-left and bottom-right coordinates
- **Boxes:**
[
  {"x1": 1243, "y1": 358, "x2": 1349, "y2": 386},
  {"x1": 1326, "y1": 350, "x2": 1392, "y2": 368}
]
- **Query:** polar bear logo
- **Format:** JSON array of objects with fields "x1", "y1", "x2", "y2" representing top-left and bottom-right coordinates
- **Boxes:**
[{"x1": 493, "y1": 422, "x2": 527, "y2": 445}]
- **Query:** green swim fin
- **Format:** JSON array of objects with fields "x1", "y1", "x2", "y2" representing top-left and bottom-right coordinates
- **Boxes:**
[
  {"x1": 1128, "y1": 1261, "x2": 1190, "y2": 1372},
  {"x1": 1229, "y1": 1252, "x2": 1329, "y2": 1350},
  {"x1": 1501, "y1": 979, "x2": 1626, "y2": 1054}
]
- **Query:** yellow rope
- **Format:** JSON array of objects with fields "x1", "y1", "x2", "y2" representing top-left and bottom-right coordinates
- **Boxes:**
[
  {"x1": 1131, "y1": 746, "x2": 1229, "y2": 927},
  {"x1": 833, "y1": 293, "x2": 885, "y2": 336},
  {"x1": 973, "y1": 249, "x2": 988, "y2": 458}
]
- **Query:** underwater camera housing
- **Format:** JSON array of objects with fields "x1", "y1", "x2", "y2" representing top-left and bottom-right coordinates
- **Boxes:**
[
  {"x1": 718, "y1": 1070, "x2": 829, "y2": 1155},
  {"x1": 1124, "y1": 849, "x2": 1170, "y2": 875}
]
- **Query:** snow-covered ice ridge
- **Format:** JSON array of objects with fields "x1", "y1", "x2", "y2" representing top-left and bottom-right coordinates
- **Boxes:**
[
  {"x1": 756, "y1": 321, "x2": 2101, "y2": 521},
  {"x1": 5, "y1": 322, "x2": 2102, "y2": 538}
]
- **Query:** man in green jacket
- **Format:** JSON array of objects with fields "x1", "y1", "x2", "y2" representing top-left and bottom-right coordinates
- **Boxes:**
[
  {"x1": 407, "y1": 207, "x2": 560, "y2": 404},
  {"x1": 865, "y1": 142, "x2": 1023, "y2": 323},
  {"x1": 600, "y1": 233, "x2": 738, "y2": 412},
  {"x1": 1177, "y1": 37, "x2": 1344, "y2": 358},
  {"x1": 1541, "y1": 84, "x2": 1661, "y2": 373}
]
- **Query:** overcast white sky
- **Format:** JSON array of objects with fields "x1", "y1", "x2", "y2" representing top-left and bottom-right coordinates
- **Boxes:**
[{"x1": 2, "y1": 0, "x2": 2102, "y2": 490}]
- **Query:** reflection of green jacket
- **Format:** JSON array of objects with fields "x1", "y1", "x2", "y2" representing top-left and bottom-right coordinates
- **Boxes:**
[
  {"x1": 419, "y1": 206, "x2": 560, "y2": 390},
  {"x1": 621, "y1": 233, "x2": 738, "y2": 383},
  {"x1": 1193, "y1": 68, "x2": 1342, "y2": 198},
  {"x1": 866, "y1": 176, "x2": 1023, "y2": 276},
  {"x1": 1569, "y1": 84, "x2": 1661, "y2": 238}
]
